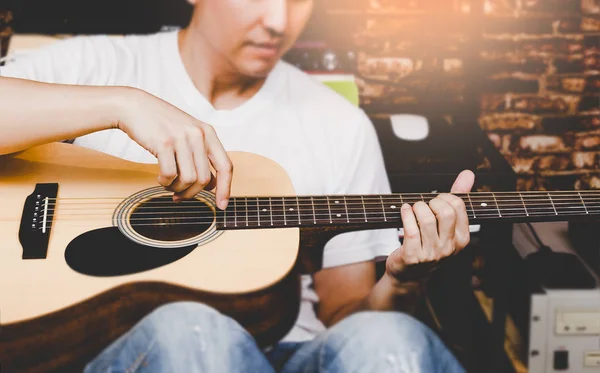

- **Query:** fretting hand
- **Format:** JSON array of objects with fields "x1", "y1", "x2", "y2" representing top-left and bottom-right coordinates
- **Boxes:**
[{"x1": 385, "y1": 170, "x2": 475, "y2": 283}]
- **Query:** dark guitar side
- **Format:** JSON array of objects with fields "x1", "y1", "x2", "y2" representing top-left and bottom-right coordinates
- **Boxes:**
[{"x1": 0, "y1": 267, "x2": 302, "y2": 373}]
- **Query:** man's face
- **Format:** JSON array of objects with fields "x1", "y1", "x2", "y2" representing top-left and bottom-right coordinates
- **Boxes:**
[{"x1": 188, "y1": 0, "x2": 314, "y2": 77}]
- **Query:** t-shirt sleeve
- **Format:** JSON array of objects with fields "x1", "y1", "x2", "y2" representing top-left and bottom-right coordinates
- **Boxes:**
[
  {"x1": 0, "y1": 35, "x2": 118, "y2": 86},
  {"x1": 321, "y1": 109, "x2": 400, "y2": 268}
]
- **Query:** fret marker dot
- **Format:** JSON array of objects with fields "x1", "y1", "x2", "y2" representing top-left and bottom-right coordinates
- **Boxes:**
[
  {"x1": 391, "y1": 205, "x2": 396, "y2": 209},
  {"x1": 336, "y1": 214, "x2": 341, "y2": 217},
  {"x1": 481, "y1": 203, "x2": 487, "y2": 207},
  {"x1": 262, "y1": 208, "x2": 268, "y2": 212},
  {"x1": 289, "y1": 208, "x2": 294, "y2": 211},
  {"x1": 335, "y1": 200, "x2": 339, "y2": 204}
]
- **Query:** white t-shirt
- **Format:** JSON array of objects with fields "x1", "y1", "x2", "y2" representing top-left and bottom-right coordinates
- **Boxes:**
[{"x1": 1, "y1": 30, "x2": 400, "y2": 342}]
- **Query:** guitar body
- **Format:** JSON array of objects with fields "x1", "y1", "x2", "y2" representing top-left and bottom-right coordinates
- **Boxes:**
[{"x1": 0, "y1": 143, "x2": 302, "y2": 373}]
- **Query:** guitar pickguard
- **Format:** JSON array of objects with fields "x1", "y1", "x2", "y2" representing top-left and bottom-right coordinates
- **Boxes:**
[{"x1": 64, "y1": 227, "x2": 197, "y2": 277}]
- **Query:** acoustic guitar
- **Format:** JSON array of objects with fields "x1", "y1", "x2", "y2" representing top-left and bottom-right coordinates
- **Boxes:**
[{"x1": 1, "y1": 142, "x2": 598, "y2": 372}]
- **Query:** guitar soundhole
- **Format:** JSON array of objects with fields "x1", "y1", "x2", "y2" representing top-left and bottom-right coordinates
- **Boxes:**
[{"x1": 130, "y1": 196, "x2": 214, "y2": 242}]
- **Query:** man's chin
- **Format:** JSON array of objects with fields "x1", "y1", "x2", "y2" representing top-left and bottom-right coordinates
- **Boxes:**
[{"x1": 238, "y1": 59, "x2": 279, "y2": 78}]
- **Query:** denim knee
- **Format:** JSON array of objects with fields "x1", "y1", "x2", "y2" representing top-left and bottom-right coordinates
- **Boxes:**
[
  {"x1": 85, "y1": 301, "x2": 272, "y2": 373},
  {"x1": 319, "y1": 311, "x2": 464, "y2": 373},
  {"x1": 137, "y1": 301, "x2": 251, "y2": 353}
]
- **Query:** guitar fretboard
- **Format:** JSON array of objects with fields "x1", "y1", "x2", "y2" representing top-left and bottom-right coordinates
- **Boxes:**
[{"x1": 215, "y1": 191, "x2": 600, "y2": 230}]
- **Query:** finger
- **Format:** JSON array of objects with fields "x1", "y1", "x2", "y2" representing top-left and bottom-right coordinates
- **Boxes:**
[
  {"x1": 203, "y1": 125, "x2": 233, "y2": 210},
  {"x1": 412, "y1": 201, "x2": 438, "y2": 259},
  {"x1": 156, "y1": 146, "x2": 178, "y2": 187},
  {"x1": 451, "y1": 169, "x2": 475, "y2": 194},
  {"x1": 438, "y1": 193, "x2": 471, "y2": 251},
  {"x1": 169, "y1": 138, "x2": 197, "y2": 195},
  {"x1": 400, "y1": 203, "x2": 421, "y2": 263},
  {"x1": 428, "y1": 197, "x2": 456, "y2": 256},
  {"x1": 176, "y1": 134, "x2": 213, "y2": 200}
]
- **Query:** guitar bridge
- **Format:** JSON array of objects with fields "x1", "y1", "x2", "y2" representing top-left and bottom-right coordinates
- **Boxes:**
[{"x1": 18, "y1": 183, "x2": 59, "y2": 259}]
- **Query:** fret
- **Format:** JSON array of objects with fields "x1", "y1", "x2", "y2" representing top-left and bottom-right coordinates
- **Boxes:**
[
  {"x1": 325, "y1": 196, "x2": 333, "y2": 224},
  {"x1": 519, "y1": 192, "x2": 529, "y2": 216},
  {"x1": 380, "y1": 196, "x2": 402, "y2": 221},
  {"x1": 547, "y1": 192, "x2": 558, "y2": 215},
  {"x1": 380, "y1": 195, "x2": 387, "y2": 222},
  {"x1": 523, "y1": 193, "x2": 559, "y2": 217},
  {"x1": 491, "y1": 192, "x2": 502, "y2": 217},
  {"x1": 329, "y1": 197, "x2": 348, "y2": 224},
  {"x1": 296, "y1": 196, "x2": 302, "y2": 225},
  {"x1": 257, "y1": 198, "x2": 273, "y2": 227},
  {"x1": 551, "y1": 192, "x2": 582, "y2": 216},
  {"x1": 578, "y1": 192, "x2": 589, "y2": 214},
  {"x1": 467, "y1": 194, "x2": 476, "y2": 218},
  {"x1": 344, "y1": 196, "x2": 365, "y2": 223},
  {"x1": 282, "y1": 197, "x2": 287, "y2": 226},
  {"x1": 493, "y1": 192, "x2": 526, "y2": 218},
  {"x1": 311, "y1": 196, "x2": 332, "y2": 224},
  {"x1": 344, "y1": 196, "x2": 350, "y2": 223},
  {"x1": 256, "y1": 197, "x2": 261, "y2": 226},
  {"x1": 296, "y1": 197, "x2": 315, "y2": 224},
  {"x1": 470, "y1": 192, "x2": 501, "y2": 218},
  {"x1": 245, "y1": 197, "x2": 259, "y2": 227},
  {"x1": 224, "y1": 201, "x2": 238, "y2": 228},
  {"x1": 269, "y1": 197, "x2": 273, "y2": 226},
  {"x1": 310, "y1": 197, "x2": 316, "y2": 224},
  {"x1": 283, "y1": 197, "x2": 300, "y2": 226},
  {"x1": 360, "y1": 196, "x2": 368, "y2": 222},
  {"x1": 245, "y1": 197, "x2": 249, "y2": 226},
  {"x1": 270, "y1": 197, "x2": 284, "y2": 226},
  {"x1": 234, "y1": 197, "x2": 238, "y2": 227}
]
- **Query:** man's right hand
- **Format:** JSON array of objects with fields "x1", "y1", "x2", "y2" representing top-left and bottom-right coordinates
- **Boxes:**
[{"x1": 116, "y1": 88, "x2": 232, "y2": 210}]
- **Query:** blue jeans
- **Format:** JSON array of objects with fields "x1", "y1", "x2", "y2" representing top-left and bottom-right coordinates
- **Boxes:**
[{"x1": 85, "y1": 302, "x2": 465, "y2": 373}]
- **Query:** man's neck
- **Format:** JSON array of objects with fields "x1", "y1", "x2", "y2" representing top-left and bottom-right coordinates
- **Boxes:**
[{"x1": 178, "y1": 28, "x2": 266, "y2": 111}]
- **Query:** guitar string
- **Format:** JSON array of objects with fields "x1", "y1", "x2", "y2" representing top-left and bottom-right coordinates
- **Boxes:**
[
  {"x1": 40, "y1": 189, "x2": 600, "y2": 199},
  {"x1": 37, "y1": 210, "x2": 600, "y2": 229},
  {"x1": 40, "y1": 190, "x2": 600, "y2": 204},
  {"x1": 39, "y1": 195, "x2": 600, "y2": 209},
  {"x1": 24, "y1": 198, "x2": 600, "y2": 222},
  {"x1": 41, "y1": 197, "x2": 600, "y2": 211},
  {"x1": 40, "y1": 199, "x2": 600, "y2": 214},
  {"x1": 28, "y1": 206, "x2": 600, "y2": 225},
  {"x1": 13, "y1": 194, "x2": 600, "y2": 223},
  {"x1": 41, "y1": 199, "x2": 600, "y2": 212}
]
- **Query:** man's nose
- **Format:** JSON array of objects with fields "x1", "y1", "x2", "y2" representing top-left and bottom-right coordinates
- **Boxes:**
[{"x1": 262, "y1": 0, "x2": 287, "y2": 36}]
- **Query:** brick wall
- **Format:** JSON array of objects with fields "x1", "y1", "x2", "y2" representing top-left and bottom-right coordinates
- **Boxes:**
[
  {"x1": 479, "y1": 0, "x2": 600, "y2": 190},
  {"x1": 306, "y1": 0, "x2": 599, "y2": 191},
  {"x1": 0, "y1": 10, "x2": 12, "y2": 59}
]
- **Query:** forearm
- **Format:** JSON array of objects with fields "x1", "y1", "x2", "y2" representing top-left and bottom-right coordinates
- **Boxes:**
[
  {"x1": 325, "y1": 272, "x2": 426, "y2": 326},
  {"x1": 0, "y1": 77, "x2": 129, "y2": 155}
]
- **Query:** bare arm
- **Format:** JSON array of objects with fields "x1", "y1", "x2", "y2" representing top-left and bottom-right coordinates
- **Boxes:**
[
  {"x1": 0, "y1": 76, "x2": 126, "y2": 155},
  {"x1": 0, "y1": 76, "x2": 233, "y2": 209},
  {"x1": 314, "y1": 261, "x2": 424, "y2": 326}
]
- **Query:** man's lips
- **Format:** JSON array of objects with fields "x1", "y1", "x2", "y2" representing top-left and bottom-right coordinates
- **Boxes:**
[{"x1": 246, "y1": 42, "x2": 283, "y2": 57}]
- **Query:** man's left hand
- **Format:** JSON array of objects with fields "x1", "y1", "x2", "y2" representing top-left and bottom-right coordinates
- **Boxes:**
[{"x1": 385, "y1": 169, "x2": 475, "y2": 283}]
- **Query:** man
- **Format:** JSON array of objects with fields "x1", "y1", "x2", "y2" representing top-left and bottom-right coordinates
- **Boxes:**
[{"x1": 0, "y1": 0, "x2": 474, "y2": 372}]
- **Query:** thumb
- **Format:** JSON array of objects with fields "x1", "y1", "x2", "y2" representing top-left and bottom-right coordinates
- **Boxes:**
[{"x1": 451, "y1": 169, "x2": 475, "y2": 194}]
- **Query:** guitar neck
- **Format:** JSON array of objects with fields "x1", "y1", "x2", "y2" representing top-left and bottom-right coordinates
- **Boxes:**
[{"x1": 215, "y1": 190, "x2": 600, "y2": 230}]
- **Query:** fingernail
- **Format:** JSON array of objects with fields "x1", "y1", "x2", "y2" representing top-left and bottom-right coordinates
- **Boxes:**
[{"x1": 402, "y1": 203, "x2": 411, "y2": 210}]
